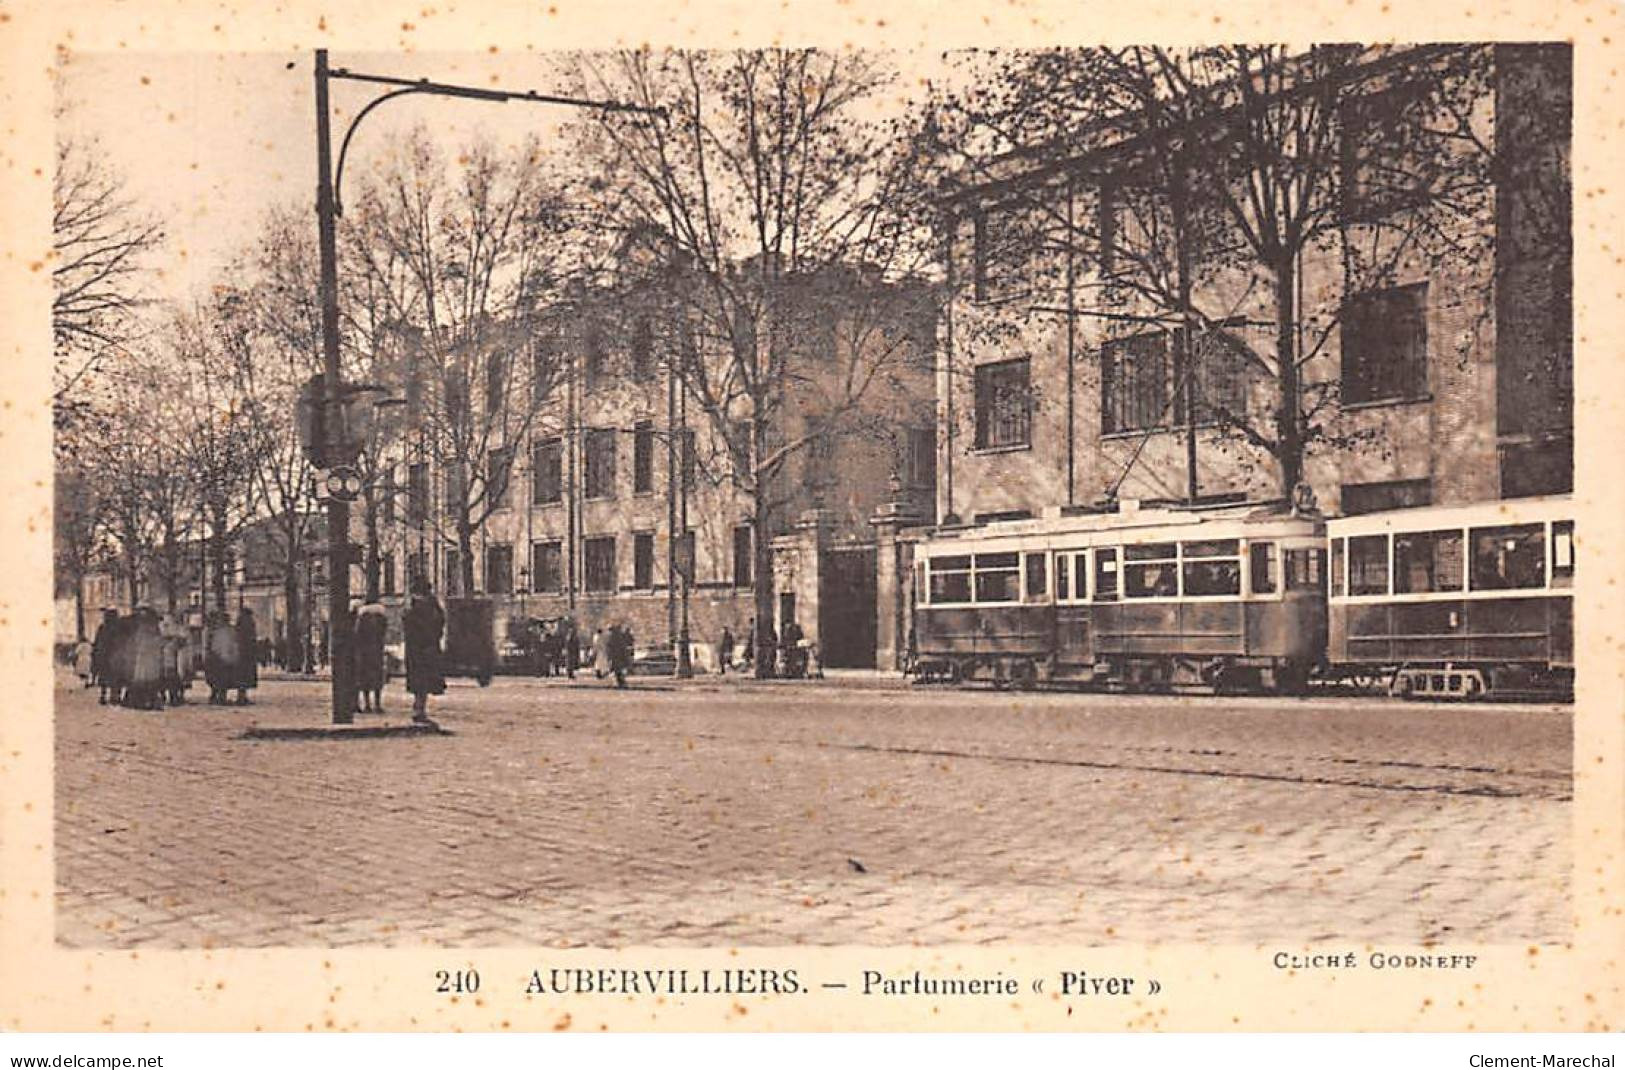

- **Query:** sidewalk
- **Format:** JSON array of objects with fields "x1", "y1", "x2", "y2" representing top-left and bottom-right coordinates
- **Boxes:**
[{"x1": 258, "y1": 664, "x2": 917, "y2": 691}]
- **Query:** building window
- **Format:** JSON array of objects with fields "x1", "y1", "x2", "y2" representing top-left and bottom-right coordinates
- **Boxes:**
[
  {"x1": 487, "y1": 446, "x2": 514, "y2": 511},
  {"x1": 1342, "y1": 284, "x2": 1428, "y2": 405},
  {"x1": 1097, "y1": 182, "x2": 1117, "y2": 274},
  {"x1": 971, "y1": 202, "x2": 1043, "y2": 303},
  {"x1": 486, "y1": 352, "x2": 507, "y2": 413},
  {"x1": 973, "y1": 358, "x2": 1032, "y2": 449},
  {"x1": 407, "y1": 551, "x2": 427, "y2": 588},
  {"x1": 1102, "y1": 332, "x2": 1171, "y2": 434},
  {"x1": 485, "y1": 543, "x2": 513, "y2": 595},
  {"x1": 633, "y1": 532, "x2": 655, "y2": 590},
  {"x1": 733, "y1": 525, "x2": 753, "y2": 589},
  {"x1": 675, "y1": 529, "x2": 695, "y2": 585},
  {"x1": 583, "y1": 536, "x2": 616, "y2": 593},
  {"x1": 381, "y1": 464, "x2": 396, "y2": 525},
  {"x1": 531, "y1": 540, "x2": 562, "y2": 593},
  {"x1": 445, "y1": 370, "x2": 469, "y2": 428},
  {"x1": 408, "y1": 463, "x2": 428, "y2": 524},
  {"x1": 444, "y1": 549, "x2": 464, "y2": 597},
  {"x1": 1340, "y1": 478, "x2": 1431, "y2": 517},
  {"x1": 629, "y1": 318, "x2": 653, "y2": 379},
  {"x1": 532, "y1": 334, "x2": 560, "y2": 405},
  {"x1": 583, "y1": 328, "x2": 606, "y2": 390},
  {"x1": 584, "y1": 428, "x2": 617, "y2": 500},
  {"x1": 902, "y1": 426, "x2": 936, "y2": 490},
  {"x1": 380, "y1": 552, "x2": 396, "y2": 597},
  {"x1": 1340, "y1": 84, "x2": 1440, "y2": 221},
  {"x1": 532, "y1": 437, "x2": 562, "y2": 505},
  {"x1": 1189, "y1": 331, "x2": 1249, "y2": 424},
  {"x1": 444, "y1": 463, "x2": 466, "y2": 517},
  {"x1": 633, "y1": 421, "x2": 654, "y2": 494}
]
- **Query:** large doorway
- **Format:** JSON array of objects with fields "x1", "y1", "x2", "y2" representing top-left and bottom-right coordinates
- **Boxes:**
[{"x1": 820, "y1": 545, "x2": 877, "y2": 668}]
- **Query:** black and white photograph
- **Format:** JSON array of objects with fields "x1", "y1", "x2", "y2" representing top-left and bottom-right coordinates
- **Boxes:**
[{"x1": 5, "y1": 0, "x2": 1621, "y2": 1037}]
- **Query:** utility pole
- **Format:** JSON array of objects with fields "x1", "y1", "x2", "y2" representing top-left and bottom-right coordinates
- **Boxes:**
[
  {"x1": 306, "y1": 50, "x2": 660, "y2": 721},
  {"x1": 314, "y1": 50, "x2": 356, "y2": 724}
]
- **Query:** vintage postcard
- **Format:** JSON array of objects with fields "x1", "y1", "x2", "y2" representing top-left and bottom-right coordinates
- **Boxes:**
[{"x1": 0, "y1": 0, "x2": 1620, "y2": 1034}]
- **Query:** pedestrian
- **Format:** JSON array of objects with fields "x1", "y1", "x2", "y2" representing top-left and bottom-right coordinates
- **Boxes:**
[
  {"x1": 564, "y1": 619, "x2": 580, "y2": 679},
  {"x1": 403, "y1": 577, "x2": 446, "y2": 723},
  {"x1": 354, "y1": 599, "x2": 388, "y2": 713},
  {"x1": 233, "y1": 606, "x2": 259, "y2": 706},
  {"x1": 591, "y1": 626, "x2": 610, "y2": 680},
  {"x1": 126, "y1": 606, "x2": 164, "y2": 710},
  {"x1": 538, "y1": 623, "x2": 558, "y2": 678},
  {"x1": 203, "y1": 610, "x2": 237, "y2": 705},
  {"x1": 159, "y1": 614, "x2": 188, "y2": 705},
  {"x1": 609, "y1": 624, "x2": 632, "y2": 689},
  {"x1": 718, "y1": 626, "x2": 735, "y2": 675},
  {"x1": 91, "y1": 608, "x2": 121, "y2": 704}
]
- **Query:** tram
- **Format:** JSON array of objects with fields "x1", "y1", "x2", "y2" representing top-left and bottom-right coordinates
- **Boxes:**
[
  {"x1": 1325, "y1": 495, "x2": 1574, "y2": 698},
  {"x1": 913, "y1": 500, "x2": 1328, "y2": 693}
]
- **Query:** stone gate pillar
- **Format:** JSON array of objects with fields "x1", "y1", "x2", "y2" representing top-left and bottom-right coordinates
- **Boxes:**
[{"x1": 870, "y1": 490, "x2": 922, "y2": 672}]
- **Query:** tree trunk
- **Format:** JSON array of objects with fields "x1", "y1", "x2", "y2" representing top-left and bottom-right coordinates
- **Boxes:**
[
  {"x1": 74, "y1": 576, "x2": 85, "y2": 642},
  {"x1": 362, "y1": 489, "x2": 381, "y2": 602},
  {"x1": 1274, "y1": 257, "x2": 1302, "y2": 500},
  {"x1": 458, "y1": 519, "x2": 476, "y2": 597},
  {"x1": 284, "y1": 572, "x2": 303, "y2": 673},
  {"x1": 210, "y1": 509, "x2": 229, "y2": 612},
  {"x1": 751, "y1": 479, "x2": 776, "y2": 680}
]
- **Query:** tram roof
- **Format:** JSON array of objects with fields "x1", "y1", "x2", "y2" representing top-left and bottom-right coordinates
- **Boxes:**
[
  {"x1": 922, "y1": 501, "x2": 1324, "y2": 555},
  {"x1": 1325, "y1": 494, "x2": 1574, "y2": 538}
]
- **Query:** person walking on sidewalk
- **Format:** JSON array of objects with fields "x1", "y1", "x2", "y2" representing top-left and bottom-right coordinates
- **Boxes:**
[
  {"x1": 403, "y1": 577, "x2": 446, "y2": 723},
  {"x1": 354, "y1": 598, "x2": 388, "y2": 713}
]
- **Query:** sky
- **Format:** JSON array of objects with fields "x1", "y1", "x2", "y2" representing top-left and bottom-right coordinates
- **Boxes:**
[
  {"x1": 58, "y1": 48, "x2": 954, "y2": 307},
  {"x1": 57, "y1": 49, "x2": 608, "y2": 303}
]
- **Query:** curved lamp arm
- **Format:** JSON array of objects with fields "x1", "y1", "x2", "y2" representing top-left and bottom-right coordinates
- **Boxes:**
[{"x1": 332, "y1": 86, "x2": 430, "y2": 218}]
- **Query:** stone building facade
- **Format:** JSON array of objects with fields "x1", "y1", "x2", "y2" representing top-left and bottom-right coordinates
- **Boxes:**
[
  {"x1": 933, "y1": 44, "x2": 1571, "y2": 532},
  {"x1": 377, "y1": 268, "x2": 937, "y2": 669}
]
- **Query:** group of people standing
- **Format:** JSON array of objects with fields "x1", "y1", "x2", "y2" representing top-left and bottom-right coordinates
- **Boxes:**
[{"x1": 84, "y1": 605, "x2": 259, "y2": 709}]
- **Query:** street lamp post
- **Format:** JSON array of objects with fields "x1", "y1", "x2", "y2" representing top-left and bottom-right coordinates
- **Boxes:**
[{"x1": 309, "y1": 49, "x2": 660, "y2": 723}]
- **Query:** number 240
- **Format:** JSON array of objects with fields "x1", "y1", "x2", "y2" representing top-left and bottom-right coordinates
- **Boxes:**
[{"x1": 435, "y1": 969, "x2": 480, "y2": 994}]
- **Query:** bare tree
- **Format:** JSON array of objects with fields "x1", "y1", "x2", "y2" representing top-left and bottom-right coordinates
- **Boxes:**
[
  {"x1": 573, "y1": 49, "x2": 942, "y2": 675},
  {"x1": 929, "y1": 44, "x2": 1514, "y2": 501},
  {"x1": 52, "y1": 131, "x2": 162, "y2": 429},
  {"x1": 345, "y1": 128, "x2": 584, "y2": 596}
]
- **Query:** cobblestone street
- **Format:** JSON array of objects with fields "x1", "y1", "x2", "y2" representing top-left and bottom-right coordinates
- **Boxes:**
[{"x1": 54, "y1": 673, "x2": 1572, "y2": 948}]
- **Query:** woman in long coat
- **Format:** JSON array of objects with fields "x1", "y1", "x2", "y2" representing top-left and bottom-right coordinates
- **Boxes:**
[
  {"x1": 403, "y1": 579, "x2": 446, "y2": 721},
  {"x1": 233, "y1": 607, "x2": 259, "y2": 705},
  {"x1": 354, "y1": 601, "x2": 388, "y2": 712},
  {"x1": 203, "y1": 610, "x2": 238, "y2": 705},
  {"x1": 126, "y1": 607, "x2": 165, "y2": 710}
]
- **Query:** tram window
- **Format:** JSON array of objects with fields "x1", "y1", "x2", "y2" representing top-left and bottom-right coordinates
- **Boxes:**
[
  {"x1": 1094, "y1": 549, "x2": 1119, "y2": 602},
  {"x1": 1393, "y1": 529, "x2": 1464, "y2": 593},
  {"x1": 1552, "y1": 520, "x2": 1574, "y2": 588},
  {"x1": 1056, "y1": 554, "x2": 1071, "y2": 601},
  {"x1": 1124, "y1": 543, "x2": 1179, "y2": 598},
  {"x1": 974, "y1": 552, "x2": 1020, "y2": 603},
  {"x1": 1470, "y1": 524, "x2": 1545, "y2": 591},
  {"x1": 1250, "y1": 542, "x2": 1279, "y2": 595},
  {"x1": 1286, "y1": 548, "x2": 1326, "y2": 590},
  {"x1": 1024, "y1": 553, "x2": 1048, "y2": 600},
  {"x1": 1182, "y1": 540, "x2": 1242, "y2": 597},
  {"x1": 928, "y1": 555, "x2": 972, "y2": 603},
  {"x1": 1348, "y1": 535, "x2": 1389, "y2": 595}
]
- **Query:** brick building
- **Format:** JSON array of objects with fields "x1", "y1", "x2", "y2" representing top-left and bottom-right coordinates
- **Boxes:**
[
  {"x1": 932, "y1": 44, "x2": 1570, "y2": 532},
  {"x1": 377, "y1": 265, "x2": 937, "y2": 669}
]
